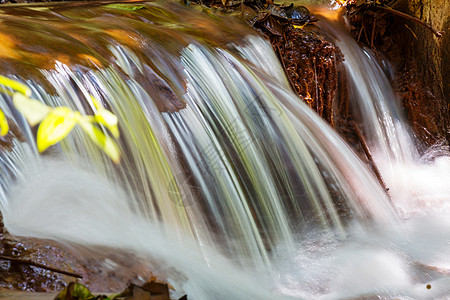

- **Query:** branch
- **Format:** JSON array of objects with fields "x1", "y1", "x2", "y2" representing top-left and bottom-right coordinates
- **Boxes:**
[
  {"x1": 376, "y1": 6, "x2": 444, "y2": 39},
  {"x1": 351, "y1": 121, "x2": 391, "y2": 199},
  {"x1": 0, "y1": 254, "x2": 83, "y2": 279}
]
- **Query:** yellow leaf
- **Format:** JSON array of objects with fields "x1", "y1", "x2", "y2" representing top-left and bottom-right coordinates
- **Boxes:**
[
  {"x1": 36, "y1": 107, "x2": 79, "y2": 152},
  {"x1": 95, "y1": 113, "x2": 119, "y2": 138},
  {"x1": 293, "y1": 24, "x2": 307, "y2": 30},
  {"x1": 13, "y1": 93, "x2": 50, "y2": 126},
  {"x1": 0, "y1": 75, "x2": 31, "y2": 97},
  {"x1": 0, "y1": 108, "x2": 9, "y2": 136},
  {"x1": 90, "y1": 95, "x2": 119, "y2": 138},
  {"x1": 335, "y1": 0, "x2": 349, "y2": 5},
  {"x1": 90, "y1": 95, "x2": 102, "y2": 110},
  {"x1": 78, "y1": 117, "x2": 121, "y2": 164}
]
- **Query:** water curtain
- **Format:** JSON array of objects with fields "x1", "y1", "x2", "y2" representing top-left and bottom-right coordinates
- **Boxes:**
[{"x1": 0, "y1": 2, "x2": 413, "y2": 298}]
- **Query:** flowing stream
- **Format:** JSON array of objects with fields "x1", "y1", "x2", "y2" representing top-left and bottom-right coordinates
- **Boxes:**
[{"x1": 0, "y1": 2, "x2": 449, "y2": 299}]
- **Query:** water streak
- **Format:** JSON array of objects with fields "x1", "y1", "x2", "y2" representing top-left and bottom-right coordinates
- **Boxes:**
[{"x1": 0, "y1": 2, "x2": 448, "y2": 299}]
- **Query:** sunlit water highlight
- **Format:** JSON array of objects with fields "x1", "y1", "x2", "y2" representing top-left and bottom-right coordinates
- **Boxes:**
[{"x1": 0, "y1": 2, "x2": 449, "y2": 299}]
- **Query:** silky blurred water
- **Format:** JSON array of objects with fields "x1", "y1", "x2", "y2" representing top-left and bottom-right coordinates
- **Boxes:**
[{"x1": 0, "y1": 2, "x2": 449, "y2": 299}]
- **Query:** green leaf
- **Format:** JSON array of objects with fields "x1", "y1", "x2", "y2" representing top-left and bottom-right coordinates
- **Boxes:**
[
  {"x1": 13, "y1": 93, "x2": 50, "y2": 126},
  {"x1": 37, "y1": 107, "x2": 79, "y2": 152},
  {"x1": 91, "y1": 95, "x2": 119, "y2": 138},
  {"x1": 78, "y1": 117, "x2": 121, "y2": 164},
  {"x1": 54, "y1": 282, "x2": 94, "y2": 300},
  {"x1": 0, "y1": 75, "x2": 31, "y2": 97},
  {"x1": 72, "y1": 283, "x2": 95, "y2": 299},
  {"x1": 105, "y1": 4, "x2": 146, "y2": 11},
  {"x1": 0, "y1": 108, "x2": 9, "y2": 136}
]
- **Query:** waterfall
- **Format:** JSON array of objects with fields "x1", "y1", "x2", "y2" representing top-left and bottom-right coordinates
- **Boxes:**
[
  {"x1": 0, "y1": 2, "x2": 449, "y2": 299},
  {"x1": 318, "y1": 14, "x2": 450, "y2": 217}
]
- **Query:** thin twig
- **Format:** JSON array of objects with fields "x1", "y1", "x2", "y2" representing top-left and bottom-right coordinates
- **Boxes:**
[
  {"x1": 404, "y1": 24, "x2": 418, "y2": 40},
  {"x1": 363, "y1": 24, "x2": 370, "y2": 45},
  {"x1": 357, "y1": 25, "x2": 364, "y2": 43},
  {"x1": 371, "y1": 16, "x2": 377, "y2": 48},
  {"x1": 313, "y1": 59, "x2": 319, "y2": 113},
  {"x1": 376, "y1": 6, "x2": 444, "y2": 39},
  {"x1": 0, "y1": 254, "x2": 83, "y2": 279},
  {"x1": 351, "y1": 121, "x2": 391, "y2": 199}
]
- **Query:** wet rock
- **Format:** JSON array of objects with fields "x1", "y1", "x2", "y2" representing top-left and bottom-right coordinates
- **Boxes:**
[
  {"x1": 270, "y1": 26, "x2": 339, "y2": 125},
  {"x1": 285, "y1": 5, "x2": 310, "y2": 23}
]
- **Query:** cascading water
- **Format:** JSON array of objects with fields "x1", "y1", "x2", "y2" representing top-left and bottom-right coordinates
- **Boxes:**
[
  {"x1": 0, "y1": 2, "x2": 449, "y2": 299},
  {"x1": 317, "y1": 16, "x2": 415, "y2": 188},
  {"x1": 317, "y1": 14, "x2": 450, "y2": 217}
]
